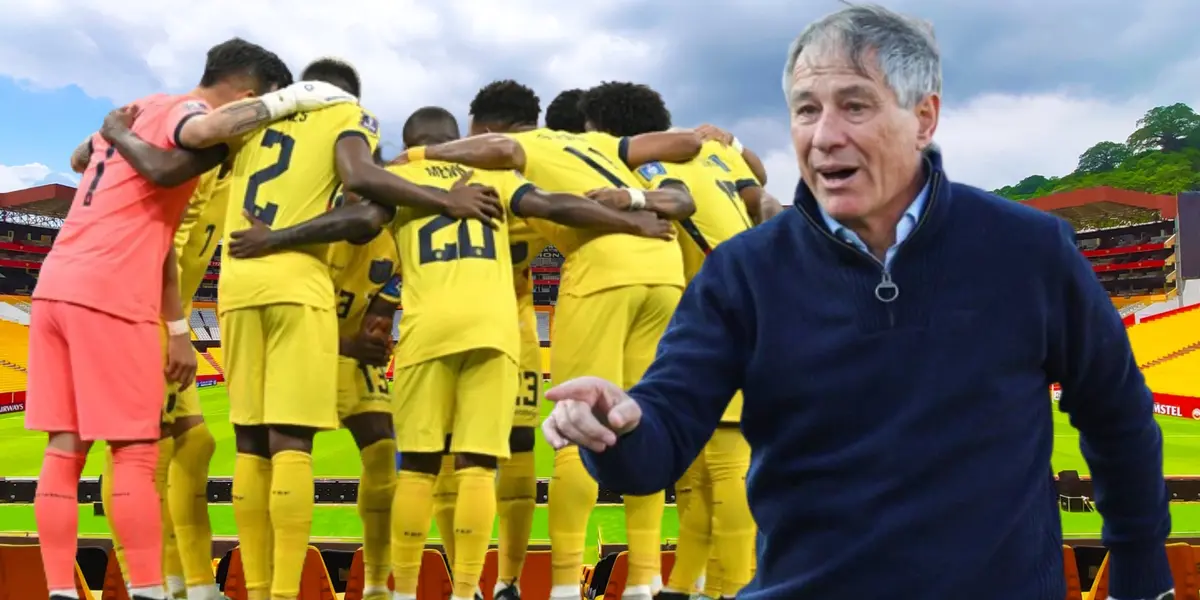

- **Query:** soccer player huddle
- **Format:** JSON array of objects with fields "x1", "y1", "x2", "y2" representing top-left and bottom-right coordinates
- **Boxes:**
[{"x1": 26, "y1": 37, "x2": 784, "y2": 600}]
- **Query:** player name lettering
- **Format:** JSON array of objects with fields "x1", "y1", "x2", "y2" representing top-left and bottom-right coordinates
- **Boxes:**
[{"x1": 1152, "y1": 403, "x2": 1182, "y2": 417}]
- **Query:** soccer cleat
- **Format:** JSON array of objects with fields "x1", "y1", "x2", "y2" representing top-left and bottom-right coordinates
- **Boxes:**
[
  {"x1": 652, "y1": 592, "x2": 688, "y2": 600},
  {"x1": 494, "y1": 582, "x2": 521, "y2": 600}
]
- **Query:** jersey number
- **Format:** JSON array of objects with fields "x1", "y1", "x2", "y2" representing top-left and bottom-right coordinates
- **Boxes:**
[
  {"x1": 337, "y1": 291, "x2": 355, "y2": 319},
  {"x1": 198, "y1": 224, "x2": 217, "y2": 257},
  {"x1": 82, "y1": 147, "x2": 117, "y2": 207},
  {"x1": 243, "y1": 129, "x2": 295, "y2": 227},
  {"x1": 517, "y1": 370, "x2": 539, "y2": 407},
  {"x1": 358, "y1": 363, "x2": 390, "y2": 395},
  {"x1": 563, "y1": 146, "x2": 627, "y2": 188},
  {"x1": 418, "y1": 216, "x2": 496, "y2": 264}
]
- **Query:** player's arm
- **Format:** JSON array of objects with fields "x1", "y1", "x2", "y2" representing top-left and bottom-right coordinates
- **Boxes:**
[
  {"x1": 616, "y1": 131, "x2": 704, "y2": 168},
  {"x1": 740, "y1": 186, "x2": 784, "y2": 224},
  {"x1": 516, "y1": 188, "x2": 675, "y2": 240},
  {"x1": 585, "y1": 183, "x2": 696, "y2": 221},
  {"x1": 337, "y1": 135, "x2": 503, "y2": 224},
  {"x1": 227, "y1": 199, "x2": 394, "y2": 259},
  {"x1": 176, "y1": 81, "x2": 356, "y2": 150},
  {"x1": 100, "y1": 108, "x2": 227, "y2": 188},
  {"x1": 413, "y1": 134, "x2": 527, "y2": 171},
  {"x1": 346, "y1": 275, "x2": 402, "y2": 364},
  {"x1": 739, "y1": 146, "x2": 768, "y2": 186},
  {"x1": 69, "y1": 138, "x2": 93, "y2": 173},
  {"x1": 161, "y1": 245, "x2": 197, "y2": 390}
]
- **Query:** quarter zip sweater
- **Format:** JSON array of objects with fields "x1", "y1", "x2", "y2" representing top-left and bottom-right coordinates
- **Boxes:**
[{"x1": 581, "y1": 151, "x2": 1173, "y2": 599}]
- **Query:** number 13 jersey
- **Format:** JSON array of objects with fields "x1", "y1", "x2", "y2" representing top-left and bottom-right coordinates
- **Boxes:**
[
  {"x1": 385, "y1": 159, "x2": 525, "y2": 369},
  {"x1": 219, "y1": 103, "x2": 381, "y2": 312}
]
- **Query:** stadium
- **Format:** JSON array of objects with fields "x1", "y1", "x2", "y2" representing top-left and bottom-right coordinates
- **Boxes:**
[{"x1": 0, "y1": 181, "x2": 1199, "y2": 599}]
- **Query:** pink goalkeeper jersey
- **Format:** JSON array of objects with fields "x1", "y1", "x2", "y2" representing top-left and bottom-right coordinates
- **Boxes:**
[{"x1": 34, "y1": 93, "x2": 211, "y2": 323}]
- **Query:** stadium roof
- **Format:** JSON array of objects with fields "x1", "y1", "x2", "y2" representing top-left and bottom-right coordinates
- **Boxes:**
[
  {"x1": 0, "y1": 184, "x2": 75, "y2": 219},
  {"x1": 1024, "y1": 187, "x2": 1177, "y2": 226}
]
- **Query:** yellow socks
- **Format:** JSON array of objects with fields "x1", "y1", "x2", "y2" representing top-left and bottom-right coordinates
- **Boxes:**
[
  {"x1": 268, "y1": 450, "x2": 315, "y2": 600},
  {"x1": 101, "y1": 445, "x2": 129, "y2": 582},
  {"x1": 708, "y1": 431, "x2": 756, "y2": 596},
  {"x1": 232, "y1": 453, "x2": 273, "y2": 599},
  {"x1": 169, "y1": 425, "x2": 217, "y2": 589},
  {"x1": 357, "y1": 440, "x2": 397, "y2": 592},
  {"x1": 156, "y1": 437, "x2": 185, "y2": 597},
  {"x1": 623, "y1": 491, "x2": 665, "y2": 590},
  {"x1": 391, "y1": 470, "x2": 435, "y2": 597},
  {"x1": 547, "y1": 446, "x2": 599, "y2": 588},
  {"x1": 451, "y1": 466, "x2": 497, "y2": 599},
  {"x1": 665, "y1": 479, "x2": 712, "y2": 593},
  {"x1": 496, "y1": 451, "x2": 535, "y2": 585},
  {"x1": 432, "y1": 455, "x2": 458, "y2": 564}
]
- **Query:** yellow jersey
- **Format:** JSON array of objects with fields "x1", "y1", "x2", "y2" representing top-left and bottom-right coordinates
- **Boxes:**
[
  {"x1": 386, "y1": 159, "x2": 525, "y2": 368},
  {"x1": 508, "y1": 128, "x2": 683, "y2": 295},
  {"x1": 634, "y1": 140, "x2": 758, "y2": 282},
  {"x1": 328, "y1": 230, "x2": 402, "y2": 339},
  {"x1": 219, "y1": 104, "x2": 381, "y2": 312},
  {"x1": 174, "y1": 160, "x2": 233, "y2": 299}
]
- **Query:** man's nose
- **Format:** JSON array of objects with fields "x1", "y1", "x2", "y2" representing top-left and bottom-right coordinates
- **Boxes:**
[{"x1": 810, "y1": 111, "x2": 848, "y2": 152}]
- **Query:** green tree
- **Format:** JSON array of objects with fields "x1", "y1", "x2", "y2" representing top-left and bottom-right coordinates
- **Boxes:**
[
  {"x1": 1126, "y1": 103, "x2": 1200, "y2": 153},
  {"x1": 1076, "y1": 141, "x2": 1132, "y2": 174}
]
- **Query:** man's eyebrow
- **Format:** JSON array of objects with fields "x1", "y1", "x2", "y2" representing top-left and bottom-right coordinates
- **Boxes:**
[{"x1": 834, "y1": 84, "x2": 879, "y2": 100}]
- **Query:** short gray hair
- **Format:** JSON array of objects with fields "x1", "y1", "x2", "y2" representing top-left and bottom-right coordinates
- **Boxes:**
[{"x1": 782, "y1": 3, "x2": 942, "y2": 109}]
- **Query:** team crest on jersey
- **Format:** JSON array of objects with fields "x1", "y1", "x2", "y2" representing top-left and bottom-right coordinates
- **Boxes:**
[
  {"x1": 360, "y1": 112, "x2": 380, "y2": 135},
  {"x1": 637, "y1": 161, "x2": 667, "y2": 180},
  {"x1": 368, "y1": 259, "x2": 394, "y2": 284}
]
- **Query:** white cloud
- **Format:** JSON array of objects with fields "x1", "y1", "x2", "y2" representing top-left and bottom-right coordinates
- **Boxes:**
[{"x1": 0, "y1": 163, "x2": 52, "y2": 193}]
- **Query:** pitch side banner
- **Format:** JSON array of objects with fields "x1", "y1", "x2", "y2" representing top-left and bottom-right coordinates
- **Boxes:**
[{"x1": 1051, "y1": 386, "x2": 1200, "y2": 420}]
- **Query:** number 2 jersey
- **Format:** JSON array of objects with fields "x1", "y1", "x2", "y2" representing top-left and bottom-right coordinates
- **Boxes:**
[
  {"x1": 507, "y1": 128, "x2": 684, "y2": 295},
  {"x1": 327, "y1": 229, "x2": 402, "y2": 339},
  {"x1": 634, "y1": 139, "x2": 759, "y2": 282},
  {"x1": 35, "y1": 93, "x2": 210, "y2": 322},
  {"x1": 385, "y1": 159, "x2": 526, "y2": 369},
  {"x1": 219, "y1": 103, "x2": 381, "y2": 313}
]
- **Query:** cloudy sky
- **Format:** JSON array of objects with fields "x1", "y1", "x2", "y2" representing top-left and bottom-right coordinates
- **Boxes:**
[{"x1": 1, "y1": 0, "x2": 1198, "y2": 202}]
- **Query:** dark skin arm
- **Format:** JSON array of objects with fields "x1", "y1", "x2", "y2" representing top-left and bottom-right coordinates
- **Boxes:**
[
  {"x1": 740, "y1": 147, "x2": 768, "y2": 186},
  {"x1": 228, "y1": 200, "x2": 392, "y2": 259},
  {"x1": 100, "y1": 107, "x2": 228, "y2": 188},
  {"x1": 621, "y1": 131, "x2": 704, "y2": 168},
  {"x1": 585, "y1": 184, "x2": 697, "y2": 221},
  {"x1": 420, "y1": 134, "x2": 527, "y2": 171},
  {"x1": 739, "y1": 186, "x2": 784, "y2": 224},
  {"x1": 342, "y1": 291, "x2": 401, "y2": 366},
  {"x1": 337, "y1": 136, "x2": 504, "y2": 225},
  {"x1": 518, "y1": 189, "x2": 676, "y2": 240}
]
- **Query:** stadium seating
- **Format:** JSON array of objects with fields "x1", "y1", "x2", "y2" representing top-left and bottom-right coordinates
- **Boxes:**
[
  {"x1": 207, "y1": 346, "x2": 226, "y2": 372},
  {"x1": 0, "y1": 543, "x2": 93, "y2": 600},
  {"x1": 1126, "y1": 307, "x2": 1200, "y2": 365},
  {"x1": 0, "y1": 320, "x2": 30, "y2": 369}
]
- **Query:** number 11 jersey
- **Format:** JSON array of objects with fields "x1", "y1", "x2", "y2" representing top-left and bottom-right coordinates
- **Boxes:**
[
  {"x1": 219, "y1": 103, "x2": 381, "y2": 312},
  {"x1": 385, "y1": 159, "x2": 524, "y2": 369}
]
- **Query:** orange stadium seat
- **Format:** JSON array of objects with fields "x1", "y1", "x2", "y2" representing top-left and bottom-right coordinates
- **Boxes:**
[
  {"x1": 599, "y1": 551, "x2": 676, "y2": 600},
  {"x1": 217, "y1": 546, "x2": 337, "y2": 600},
  {"x1": 1063, "y1": 546, "x2": 1084, "y2": 600},
  {"x1": 1165, "y1": 543, "x2": 1198, "y2": 599},
  {"x1": 0, "y1": 543, "x2": 93, "y2": 600},
  {"x1": 100, "y1": 548, "x2": 127, "y2": 600}
]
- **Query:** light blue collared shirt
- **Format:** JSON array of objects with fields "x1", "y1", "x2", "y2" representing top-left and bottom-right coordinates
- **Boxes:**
[{"x1": 819, "y1": 178, "x2": 931, "y2": 269}]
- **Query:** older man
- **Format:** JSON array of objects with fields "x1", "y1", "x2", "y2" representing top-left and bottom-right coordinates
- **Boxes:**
[{"x1": 541, "y1": 5, "x2": 1175, "y2": 600}]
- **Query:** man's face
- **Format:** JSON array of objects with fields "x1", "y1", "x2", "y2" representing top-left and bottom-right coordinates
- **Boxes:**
[{"x1": 788, "y1": 46, "x2": 938, "y2": 222}]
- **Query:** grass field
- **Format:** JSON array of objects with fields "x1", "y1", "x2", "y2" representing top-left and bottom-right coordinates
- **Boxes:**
[{"x1": 1, "y1": 384, "x2": 1198, "y2": 554}]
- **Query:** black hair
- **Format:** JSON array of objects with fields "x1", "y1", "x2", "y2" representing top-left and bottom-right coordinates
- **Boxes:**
[
  {"x1": 545, "y1": 89, "x2": 586, "y2": 133},
  {"x1": 199, "y1": 37, "x2": 291, "y2": 95},
  {"x1": 579, "y1": 81, "x2": 672, "y2": 137},
  {"x1": 402, "y1": 106, "x2": 460, "y2": 148},
  {"x1": 301, "y1": 57, "x2": 362, "y2": 98},
  {"x1": 469, "y1": 79, "x2": 540, "y2": 129}
]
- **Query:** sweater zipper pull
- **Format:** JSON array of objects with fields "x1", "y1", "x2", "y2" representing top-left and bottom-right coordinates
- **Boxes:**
[{"x1": 875, "y1": 269, "x2": 899, "y2": 303}]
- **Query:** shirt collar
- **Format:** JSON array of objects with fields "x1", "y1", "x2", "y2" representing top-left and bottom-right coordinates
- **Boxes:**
[{"x1": 819, "y1": 176, "x2": 931, "y2": 251}]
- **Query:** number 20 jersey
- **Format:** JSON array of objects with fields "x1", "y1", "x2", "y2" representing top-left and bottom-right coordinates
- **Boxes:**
[
  {"x1": 219, "y1": 103, "x2": 381, "y2": 313},
  {"x1": 385, "y1": 159, "x2": 524, "y2": 369}
]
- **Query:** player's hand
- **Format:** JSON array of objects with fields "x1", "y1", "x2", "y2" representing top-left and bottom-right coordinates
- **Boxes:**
[
  {"x1": 164, "y1": 333, "x2": 197, "y2": 391},
  {"x1": 228, "y1": 211, "x2": 276, "y2": 259},
  {"x1": 627, "y1": 210, "x2": 675, "y2": 241},
  {"x1": 585, "y1": 188, "x2": 632, "y2": 211},
  {"x1": 442, "y1": 170, "x2": 503, "y2": 229},
  {"x1": 340, "y1": 331, "x2": 392, "y2": 366},
  {"x1": 695, "y1": 124, "x2": 734, "y2": 146},
  {"x1": 262, "y1": 81, "x2": 357, "y2": 119},
  {"x1": 543, "y1": 376, "x2": 642, "y2": 453},
  {"x1": 100, "y1": 105, "x2": 139, "y2": 142}
]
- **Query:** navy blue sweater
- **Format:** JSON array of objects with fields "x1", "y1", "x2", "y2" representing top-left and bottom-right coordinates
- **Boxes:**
[{"x1": 582, "y1": 152, "x2": 1173, "y2": 599}]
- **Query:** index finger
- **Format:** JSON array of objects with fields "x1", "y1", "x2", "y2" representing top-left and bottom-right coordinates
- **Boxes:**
[
  {"x1": 545, "y1": 375, "x2": 611, "y2": 404},
  {"x1": 454, "y1": 169, "x2": 475, "y2": 186}
]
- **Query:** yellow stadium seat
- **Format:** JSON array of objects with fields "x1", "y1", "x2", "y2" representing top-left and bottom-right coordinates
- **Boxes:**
[
  {"x1": 208, "y1": 347, "x2": 225, "y2": 371},
  {"x1": 0, "y1": 320, "x2": 30, "y2": 369},
  {"x1": 1126, "y1": 308, "x2": 1200, "y2": 365}
]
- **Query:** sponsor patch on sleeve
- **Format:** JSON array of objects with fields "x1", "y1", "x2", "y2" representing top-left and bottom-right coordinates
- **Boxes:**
[
  {"x1": 637, "y1": 161, "x2": 668, "y2": 180},
  {"x1": 360, "y1": 112, "x2": 380, "y2": 135}
]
